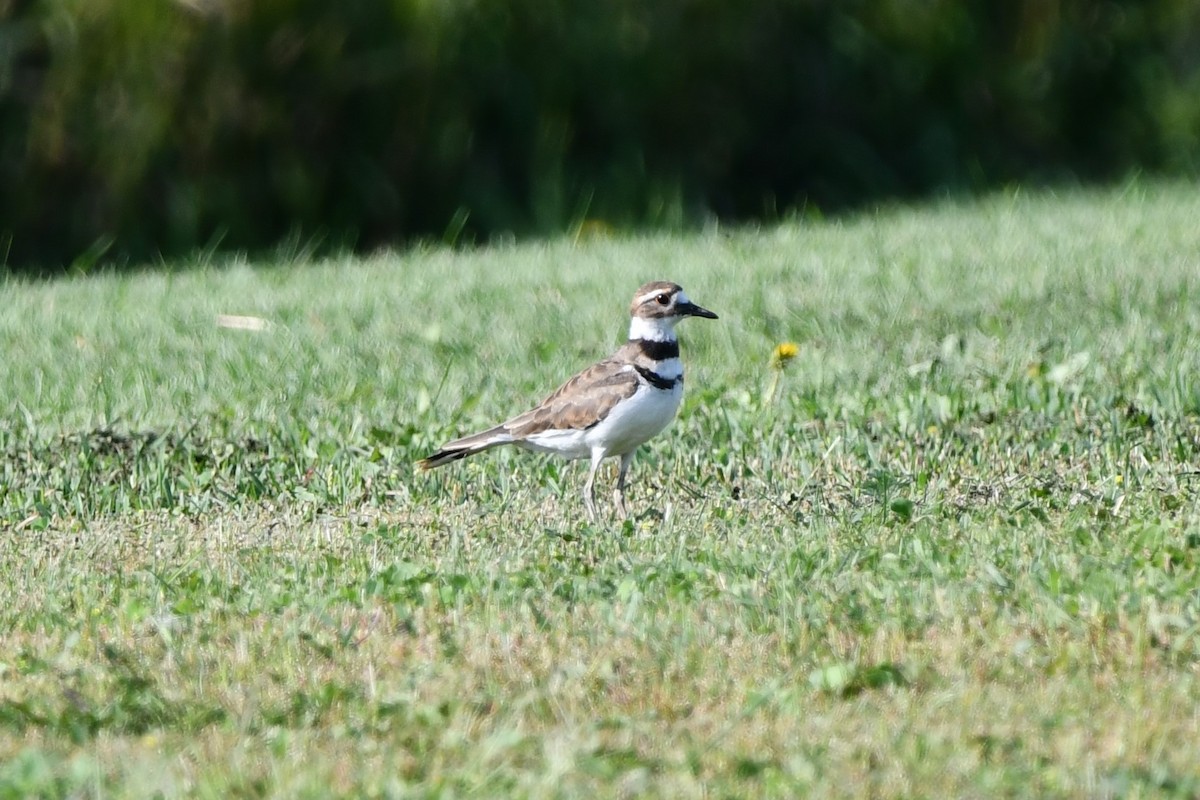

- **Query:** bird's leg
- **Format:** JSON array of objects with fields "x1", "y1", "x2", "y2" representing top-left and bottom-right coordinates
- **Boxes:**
[
  {"x1": 612, "y1": 452, "x2": 633, "y2": 519},
  {"x1": 582, "y1": 450, "x2": 603, "y2": 522}
]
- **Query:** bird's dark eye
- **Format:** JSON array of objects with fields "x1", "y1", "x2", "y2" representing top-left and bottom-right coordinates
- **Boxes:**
[{"x1": 655, "y1": 293, "x2": 670, "y2": 305}]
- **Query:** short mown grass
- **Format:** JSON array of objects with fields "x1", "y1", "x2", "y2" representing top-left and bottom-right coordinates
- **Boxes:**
[{"x1": 2, "y1": 182, "x2": 1200, "y2": 797}]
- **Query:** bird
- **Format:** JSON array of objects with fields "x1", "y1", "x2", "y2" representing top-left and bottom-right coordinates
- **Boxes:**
[{"x1": 418, "y1": 281, "x2": 719, "y2": 520}]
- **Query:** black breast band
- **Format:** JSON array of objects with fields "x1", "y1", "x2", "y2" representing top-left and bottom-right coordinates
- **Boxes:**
[{"x1": 634, "y1": 365, "x2": 679, "y2": 390}]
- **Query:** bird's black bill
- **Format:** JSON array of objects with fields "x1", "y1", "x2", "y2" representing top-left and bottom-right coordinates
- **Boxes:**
[{"x1": 681, "y1": 302, "x2": 718, "y2": 320}]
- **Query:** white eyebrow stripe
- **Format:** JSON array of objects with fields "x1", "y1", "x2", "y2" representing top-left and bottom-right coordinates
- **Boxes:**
[{"x1": 636, "y1": 287, "x2": 680, "y2": 306}]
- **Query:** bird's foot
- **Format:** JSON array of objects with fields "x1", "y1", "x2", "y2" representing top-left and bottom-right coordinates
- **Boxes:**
[{"x1": 611, "y1": 488, "x2": 629, "y2": 520}]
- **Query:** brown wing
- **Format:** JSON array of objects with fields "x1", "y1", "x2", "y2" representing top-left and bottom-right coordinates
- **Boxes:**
[{"x1": 503, "y1": 358, "x2": 639, "y2": 438}]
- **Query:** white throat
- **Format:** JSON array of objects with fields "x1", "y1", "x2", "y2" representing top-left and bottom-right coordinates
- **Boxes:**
[{"x1": 628, "y1": 315, "x2": 678, "y2": 342}]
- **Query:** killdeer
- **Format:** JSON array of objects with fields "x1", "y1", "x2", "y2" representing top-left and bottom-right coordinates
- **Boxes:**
[{"x1": 419, "y1": 281, "x2": 718, "y2": 520}]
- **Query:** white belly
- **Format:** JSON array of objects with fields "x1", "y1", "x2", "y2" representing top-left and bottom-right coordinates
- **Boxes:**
[
  {"x1": 516, "y1": 383, "x2": 684, "y2": 461},
  {"x1": 584, "y1": 383, "x2": 683, "y2": 456}
]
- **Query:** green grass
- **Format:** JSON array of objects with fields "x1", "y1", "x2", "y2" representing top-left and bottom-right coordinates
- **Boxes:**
[{"x1": 2, "y1": 182, "x2": 1200, "y2": 797}]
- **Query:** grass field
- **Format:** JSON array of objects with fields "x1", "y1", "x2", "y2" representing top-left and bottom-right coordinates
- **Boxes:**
[{"x1": 2, "y1": 182, "x2": 1200, "y2": 797}]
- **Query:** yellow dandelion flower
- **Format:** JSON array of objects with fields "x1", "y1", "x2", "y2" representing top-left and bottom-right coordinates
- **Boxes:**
[
  {"x1": 764, "y1": 342, "x2": 799, "y2": 405},
  {"x1": 771, "y1": 342, "x2": 799, "y2": 369}
]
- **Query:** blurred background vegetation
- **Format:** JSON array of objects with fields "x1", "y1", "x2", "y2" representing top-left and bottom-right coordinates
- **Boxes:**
[{"x1": 2, "y1": 0, "x2": 1199, "y2": 271}]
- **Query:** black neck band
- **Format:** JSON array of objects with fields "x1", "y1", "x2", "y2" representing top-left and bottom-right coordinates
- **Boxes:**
[{"x1": 632, "y1": 338, "x2": 679, "y2": 361}]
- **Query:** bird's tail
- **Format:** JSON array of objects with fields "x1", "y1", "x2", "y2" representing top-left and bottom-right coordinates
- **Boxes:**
[{"x1": 417, "y1": 424, "x2": 514, "y2": 469}]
